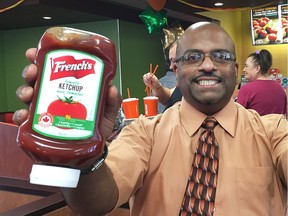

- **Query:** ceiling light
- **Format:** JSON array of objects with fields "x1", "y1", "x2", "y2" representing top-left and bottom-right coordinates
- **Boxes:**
[
  {"x1": 43, "y1": 16, "x2": 52, "y2": 20},
  {"x1": 214, "y1": 2, "x2": 223, "y2": 7}
]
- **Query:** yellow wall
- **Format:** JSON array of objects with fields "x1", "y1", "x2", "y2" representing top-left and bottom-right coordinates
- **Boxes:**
[{"x1": 198, "y1": 9, "x2": 288, "y2": 81}]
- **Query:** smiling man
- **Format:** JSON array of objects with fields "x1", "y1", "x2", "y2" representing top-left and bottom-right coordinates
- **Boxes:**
[
  {"x1": 176, "y1": 22, "x2": 238, "y2": 115},
  {"x1": 14, "y1": 22, "x2": 287, "y2": 216}
]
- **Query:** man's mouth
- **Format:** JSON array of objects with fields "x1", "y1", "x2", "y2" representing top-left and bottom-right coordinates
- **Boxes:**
[{"x1": 197, "y1": 80, "x2": 219, "y2": 86}]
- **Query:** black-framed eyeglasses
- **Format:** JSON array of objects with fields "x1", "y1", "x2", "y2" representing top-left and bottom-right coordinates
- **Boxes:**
[{"x1": 175, "y1": 49, "x2": 236, "y2": 66}]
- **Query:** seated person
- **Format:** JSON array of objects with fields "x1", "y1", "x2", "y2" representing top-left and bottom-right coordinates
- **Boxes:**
[
  {"x1": 157, "y1": 42, "x2": 178, "y2": 113},
  {"x1": 143, "y1": 73, "x2": 182, "y2": 113}
]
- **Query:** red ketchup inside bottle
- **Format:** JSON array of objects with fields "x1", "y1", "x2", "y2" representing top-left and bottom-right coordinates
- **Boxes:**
[{"x1": 17, "y1": 27, "x2": 116, "y2": 188}]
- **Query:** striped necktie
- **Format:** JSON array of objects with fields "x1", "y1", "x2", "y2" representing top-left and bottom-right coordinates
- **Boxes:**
[{"x1": 179, "y1": 117, "x2": 219, "y2": 216}]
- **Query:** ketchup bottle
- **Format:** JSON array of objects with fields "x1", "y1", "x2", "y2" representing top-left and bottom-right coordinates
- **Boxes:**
[{"x1": 17, "y1": 27, "x2": 116, "y2": 188}]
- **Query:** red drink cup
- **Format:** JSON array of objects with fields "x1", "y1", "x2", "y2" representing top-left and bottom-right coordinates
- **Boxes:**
[{"x1": 143, "y1": 96, "x2": 158, "y2": 117}]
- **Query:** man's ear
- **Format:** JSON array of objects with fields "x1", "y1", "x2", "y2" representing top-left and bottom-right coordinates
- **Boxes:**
[
  {"x1": 173, "y1": 64, "x2": 177, "y2": 73},
  {"x1": 175, "y1": 65, "x2": 178, "y2": 87},
  {"x1": 235, "y1": 62, "x2": 239, "y2": 83}
]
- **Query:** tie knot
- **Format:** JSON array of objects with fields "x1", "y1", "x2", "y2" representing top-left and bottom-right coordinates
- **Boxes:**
[{"x1": 202, "y1": 117, "x2": 218, "y2": 129}]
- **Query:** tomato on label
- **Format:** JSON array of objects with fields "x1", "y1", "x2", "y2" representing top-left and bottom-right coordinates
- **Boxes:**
[
  {"x1": 282, "y1": 22, "x2": 288, "y2": 28},
  {"x1": 253, "y1": 25, "x2": 260, "y2": 30},
  {"x1": 268, "y1": 33, "x2": 277, "y2": 41},
  {"x1": 47, "y1": 96, "x2": 87, "y2": 120},
  {"x1": 253, "y1": 20, "x2": 259, "y2": 25},
  {"x1": 258, "y1": 30, "x2": 268, "y2": 38},
  {"x1": 270, "y1": 29, "x2": 277, "y2": 34},
  {"x1": 265, "y1": 26, "x2": 271, "y2": 33},
  {"x1": 259, "y1": 20, "x2": 267, "y2": 27}
]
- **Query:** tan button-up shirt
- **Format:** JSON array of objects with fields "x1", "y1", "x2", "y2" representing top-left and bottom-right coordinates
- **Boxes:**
[{"x1": 107, "y1": 99, "x2": 287, "y2": 216}]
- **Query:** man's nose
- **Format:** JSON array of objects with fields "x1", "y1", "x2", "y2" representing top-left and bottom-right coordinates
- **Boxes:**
[{"x1": 199, "y1": 55, "x2": 216, "y2": 71}]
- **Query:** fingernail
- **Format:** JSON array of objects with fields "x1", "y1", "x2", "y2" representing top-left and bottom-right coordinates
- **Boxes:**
[
  {"x1": 16, "y1": 86, "x2": 23, "y2": 97},
  {"x1": 22, "y1": 65, "x2": 29, "y2": 78},
  {"x1": 16, "y1": 110, "x2": 22, "y2": 119},
  {"x1": 16, "y1": 86, "x2": 26, "y2": 99},
  {"x1": 13, "y1": 110, "x2": 22, "y2": 123}
]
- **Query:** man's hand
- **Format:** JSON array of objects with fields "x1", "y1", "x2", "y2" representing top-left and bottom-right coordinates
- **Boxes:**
[{"x1": 143, "y1": 72, "x2": 161, "y2": 89}]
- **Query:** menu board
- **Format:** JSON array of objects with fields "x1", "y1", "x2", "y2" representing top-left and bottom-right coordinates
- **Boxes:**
[
  {"x1": 280, "y1": 4, "x2": 288, "y2": 43},
  {"x1": 251, "y1": 4, "x2": 288, "y2": 45}
]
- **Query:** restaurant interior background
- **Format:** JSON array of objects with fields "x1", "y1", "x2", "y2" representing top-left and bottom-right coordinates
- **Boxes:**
[
  {"x1": 0, "y1": 0, "x2": 287, "y2": 114},
  {"x1": 0, "y1": 0, "x2": 287, "y2": 215}
]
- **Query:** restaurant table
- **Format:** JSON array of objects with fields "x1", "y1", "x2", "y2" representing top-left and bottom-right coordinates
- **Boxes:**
[
  {"x1": 0, "y1": 122, "x2": 129, "y2": 216},
  {"x1": 0, "y1": 122, "x2": 70, "y2": 215}
]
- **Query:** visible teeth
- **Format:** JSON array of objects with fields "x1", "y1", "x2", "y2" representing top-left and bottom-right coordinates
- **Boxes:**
[{"x1": 198, "y1": 80, "x2": 217, "y2": 86}]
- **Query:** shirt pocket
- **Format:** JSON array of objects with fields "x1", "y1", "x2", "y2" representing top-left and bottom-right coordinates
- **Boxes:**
[{"x1": 236, "y1": 167, "x2": 273, "y2": 216}]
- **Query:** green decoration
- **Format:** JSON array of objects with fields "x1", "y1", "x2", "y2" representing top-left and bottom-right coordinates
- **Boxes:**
[{"x1": 139, "y1": 5, "x2": 167, "y2": 34}]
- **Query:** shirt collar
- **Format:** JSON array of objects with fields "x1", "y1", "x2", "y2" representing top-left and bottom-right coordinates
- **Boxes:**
[{"x1": 179, "y1": 98, "x2": 237, "y2": 137}]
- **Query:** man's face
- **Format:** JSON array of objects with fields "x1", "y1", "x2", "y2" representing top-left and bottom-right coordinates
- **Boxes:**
[
  {"x1": 176, "y1": 24, "x2": 238, "y2": 115},
  {"x1": 169, "y1": 44, "x2": 177, "y2": 71},
  {"x1": 243, "y1": 56, "x2": 260, "y2": 81}
]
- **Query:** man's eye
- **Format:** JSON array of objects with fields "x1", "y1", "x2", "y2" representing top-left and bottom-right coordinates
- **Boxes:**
[
  {"x1": 214, "y1": 53, "x2": 224, "y2": 59},
  {"x1": 214, "y1": 52, "x2": 230, "y2": 60},
  {"x1": 185, "y1": 53, "x2": 201, "y2": 61}
]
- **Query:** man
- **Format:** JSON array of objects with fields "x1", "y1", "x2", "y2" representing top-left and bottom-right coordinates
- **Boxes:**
[
  {"x1": 143, "y1": 42, "x2": 182, "y2": 113},
  {"x1": 157, "y1": 42, "x2": 178, "y2": 113},
  {"x1": 14, "y1": 22, "x2": 287, "y2": 215},
  {"x1": 143, "y1": 72, "x2": 182, "y2": 113},
  {"x1": 159, "y1": 41, "x2": 178, "y2": 89}
]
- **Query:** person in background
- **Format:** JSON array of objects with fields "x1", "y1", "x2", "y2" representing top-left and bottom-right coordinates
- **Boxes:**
[
  {"x1": 143, "y1": 42, "x2": 182, "y2": 113},
  {"x1": 143, "y1": 72, "x2": 182, "y2": 113},
  {"x1": 14, "y1": 22, "x2": 287, "y2": 215},
  {"x1": 145, "y1": 41, "x2": 182, "y2": 113},
  {"x1": 159, "y1": 41, "x2": 178, "y2": 89},
  {"x1": 237, "y1": 49, "x2": 287, "y2": 116}
]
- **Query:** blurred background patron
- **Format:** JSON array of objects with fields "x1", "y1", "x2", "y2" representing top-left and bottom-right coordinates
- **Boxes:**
[{"x1": 237, "y1": 49, "x2": 287, "y2": 116}]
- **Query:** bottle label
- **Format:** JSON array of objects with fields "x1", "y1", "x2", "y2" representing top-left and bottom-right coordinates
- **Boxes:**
[{"x1": 32, "y1": 49, "x2": 104, "y2": 140}]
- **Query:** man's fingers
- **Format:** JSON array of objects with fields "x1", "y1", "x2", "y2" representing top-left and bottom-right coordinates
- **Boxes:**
[
  {"x1": 22, "y1": 64, "x2": 38, "y2": 86},
  {"x1": 13, "y1": 109, "x2": 29, "y2": 125},
  {"x1": 16, "y1": 85, "x2": 34, "y2": 104},
  {"x1": 25, "y1": 48, "x2": 37, "y2": 62}
]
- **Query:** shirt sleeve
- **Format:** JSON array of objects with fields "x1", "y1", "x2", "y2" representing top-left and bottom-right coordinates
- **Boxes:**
[
  {"x1": 106, "y1": 117, "x2": 153, "y2": 207},
  {"x1": 264, "y1": 114, "x2": 288, "y2": 186}
]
